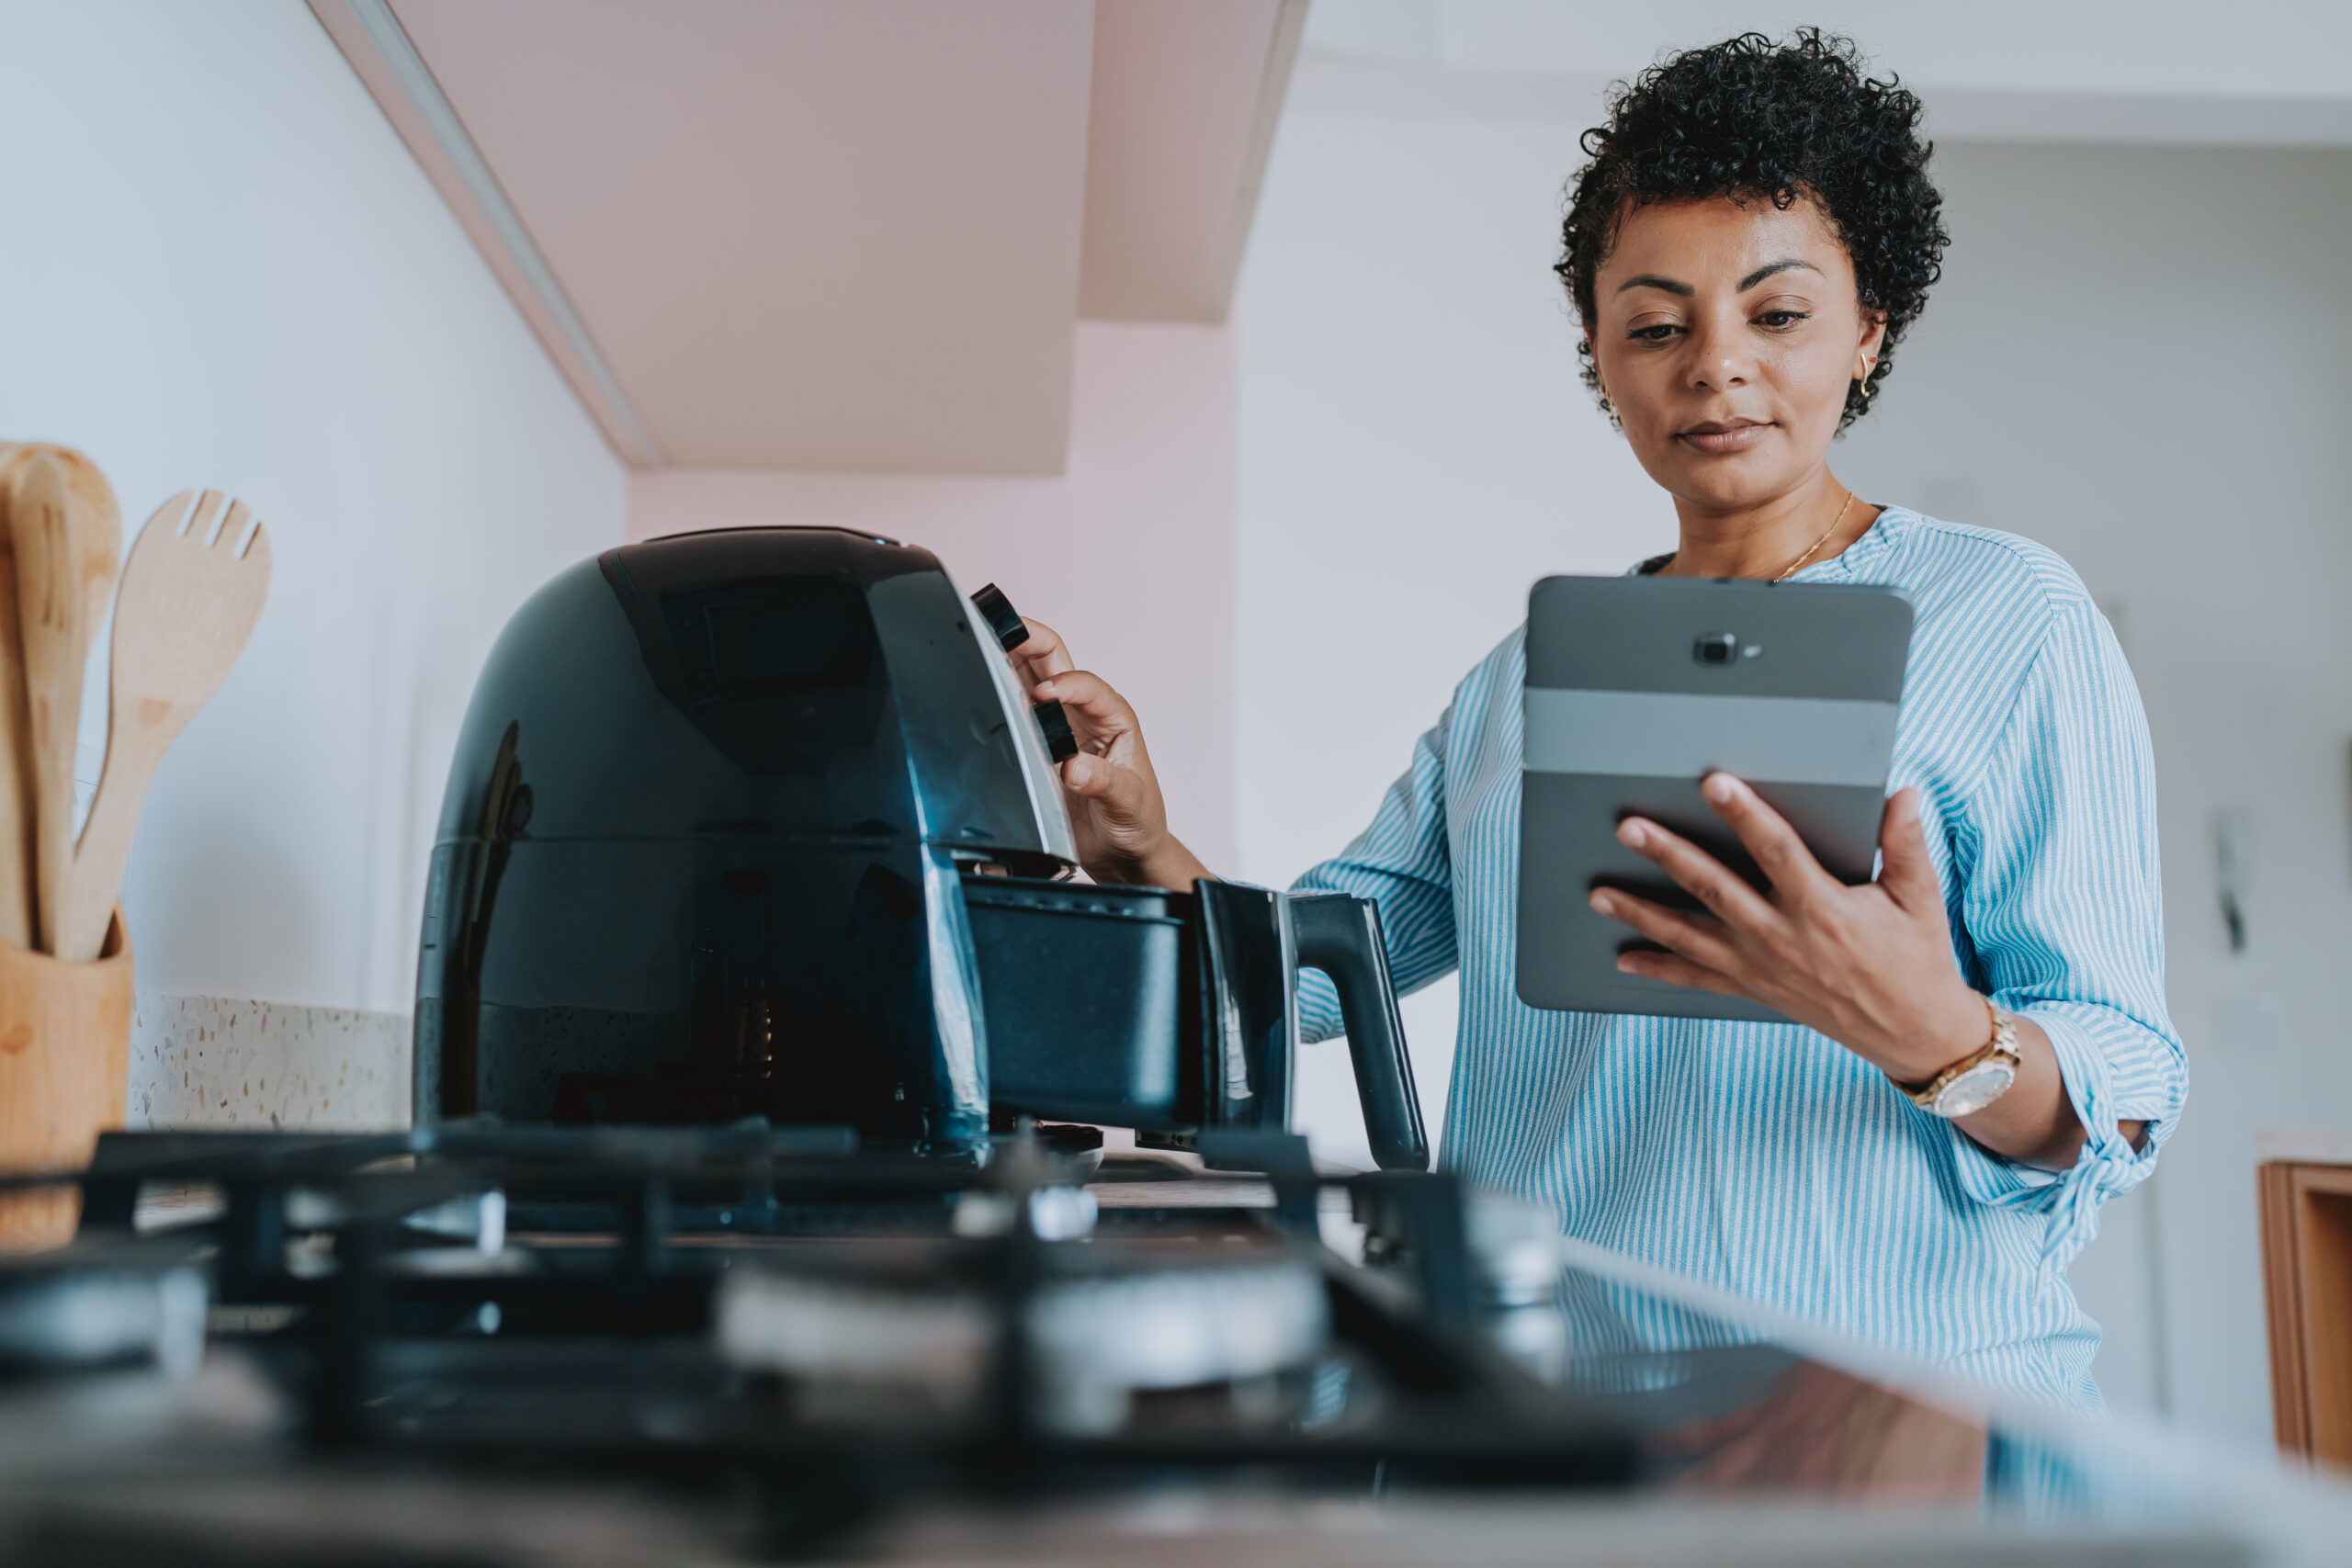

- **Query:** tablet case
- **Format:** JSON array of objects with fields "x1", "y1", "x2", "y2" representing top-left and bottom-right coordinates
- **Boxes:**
[{"x1": 1516, "y1": 575, "x2": 1914, "y2": 1022}]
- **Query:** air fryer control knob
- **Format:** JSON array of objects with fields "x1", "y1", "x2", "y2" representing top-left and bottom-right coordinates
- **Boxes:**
[
  {"x1": 1033, "y1": 700, "x2": 1078, "y2": 763},
  {"x1": 969, "y1": 581, "x2": 1028, "y2": 651},
  {"x1": 970, "y1": 582, "x2": 1079, "y2": 763}
]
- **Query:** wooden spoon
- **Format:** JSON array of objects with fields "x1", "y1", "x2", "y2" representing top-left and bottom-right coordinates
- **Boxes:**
[
  {"x1": 54, "y1": 457, "x2": 123, "y2": 951},
  {"x1": 0, "y1": 445, "x2": 30, "y2": 949},
  {"x1": 61, "y1": 491, "x2": 270, "y2": 964},
  {"x1": 0, "y1": 445, "x2": 119, "y2": 953},
  {"x1": 7, "y1": 455, "x2": 84, "y2": 956},
  {"x1": 0, "y1": 446, "x2": 125, "y2": 641}
]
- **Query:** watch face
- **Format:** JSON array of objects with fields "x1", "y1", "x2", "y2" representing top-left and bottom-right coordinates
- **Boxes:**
[{"x1": 1934, "y1": 1061, "x2": 2018, "y2": 1119}]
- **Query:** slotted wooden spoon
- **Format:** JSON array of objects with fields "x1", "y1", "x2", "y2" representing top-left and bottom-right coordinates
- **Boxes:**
[{"x1": 61, "y1": 491, "x2": 270, "y2": 964}]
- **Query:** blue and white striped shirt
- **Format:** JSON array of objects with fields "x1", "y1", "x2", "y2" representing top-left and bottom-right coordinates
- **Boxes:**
[{"x1": 1295, "y1": 505, "x2": 2186, "y2": 1409}]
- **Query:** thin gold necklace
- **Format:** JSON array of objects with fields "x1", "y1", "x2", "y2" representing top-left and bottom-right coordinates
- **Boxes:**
[{"x1": 1774, "y1": 489, "x2": 1857, "y2": 582}]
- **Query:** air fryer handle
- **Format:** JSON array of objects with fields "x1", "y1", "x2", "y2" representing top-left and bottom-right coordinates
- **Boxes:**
[{"x1": 1288, "y1": 894, "x2": 1429, "y2": 1172}]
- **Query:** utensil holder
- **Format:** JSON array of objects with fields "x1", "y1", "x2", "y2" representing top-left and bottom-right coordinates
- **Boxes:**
[{"x1": 0, "y1": 911, "x2": 130, "y2": 1250}]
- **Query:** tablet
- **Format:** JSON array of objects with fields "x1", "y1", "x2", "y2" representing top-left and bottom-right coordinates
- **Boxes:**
[{"x1": 1515, "y1": 574, "x2": 1914, "y2": 1023}]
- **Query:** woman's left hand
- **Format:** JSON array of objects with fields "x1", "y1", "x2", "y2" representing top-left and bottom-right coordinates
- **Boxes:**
[{"x1": 1589, "y1": 774, "x2": 1988, "y2": 1086}]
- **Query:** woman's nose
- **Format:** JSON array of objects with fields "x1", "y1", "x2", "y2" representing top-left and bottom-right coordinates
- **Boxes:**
[{"x1": 1686, "y1": 310, "x2": 1754, "y2": 389}]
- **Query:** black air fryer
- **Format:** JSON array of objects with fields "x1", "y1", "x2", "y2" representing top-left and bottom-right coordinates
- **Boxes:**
[{"x1": 413, "y1": 527, "x2": 1425, "y2": 1168}]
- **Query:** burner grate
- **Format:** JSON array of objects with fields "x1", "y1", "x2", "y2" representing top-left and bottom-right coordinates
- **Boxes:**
[{"x1": 0, "y1": 1122, "x2": 1634, "y2": 1517}]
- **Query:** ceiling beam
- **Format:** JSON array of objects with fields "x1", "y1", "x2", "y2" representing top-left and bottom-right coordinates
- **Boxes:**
[
  {"x1": 308, "y1": 0, "x2": 664, "y2": 467},
  {"x1": 1079, "y1": 0, "x2": 1309, "y2": 322}
]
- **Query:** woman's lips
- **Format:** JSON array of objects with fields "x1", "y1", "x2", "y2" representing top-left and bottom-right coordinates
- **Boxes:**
[{"x1": 1676, "y1": 419, "x2": 1771, "y2": 455}]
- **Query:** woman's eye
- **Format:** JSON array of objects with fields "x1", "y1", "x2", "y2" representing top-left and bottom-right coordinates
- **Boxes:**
[
  {"x1": 1627, "y1": 324, "x2": 1680, "y2": 343},
  {"x1": 1756, "y1": 310, "x2": 1811, "y2": 330}
]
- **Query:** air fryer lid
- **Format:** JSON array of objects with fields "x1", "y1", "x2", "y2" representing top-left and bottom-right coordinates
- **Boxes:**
[{"x1": 430, "y1": 527, "x2": 1064, "y2": 852}]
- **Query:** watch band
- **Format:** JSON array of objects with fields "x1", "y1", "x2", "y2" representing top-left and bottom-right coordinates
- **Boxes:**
[{"x1": 1898, "y1": 997, "x2": 2021, "y2": 1117}]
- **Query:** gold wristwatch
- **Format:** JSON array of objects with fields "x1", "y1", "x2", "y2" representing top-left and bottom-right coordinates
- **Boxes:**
[{"x1": 1898, "y1": 997, "x2": 2021, "y2": 1119}]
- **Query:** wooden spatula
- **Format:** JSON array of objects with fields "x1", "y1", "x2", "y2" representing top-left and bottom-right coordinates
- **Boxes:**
[
  {"x1": 61, "y1": 491, "x2": 271, "y2": 964},
  {"x1": 0, "y1": 445, "x2": 120, "y2": 953},
  {"x1": 7, "y1": 455, "x2": 85, "y2": 956},
  {"x1": 0, "y1": 446, "x2": 32, "y2": 950}
]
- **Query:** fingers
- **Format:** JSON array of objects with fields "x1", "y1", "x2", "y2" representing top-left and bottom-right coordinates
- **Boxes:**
[
  {"x1": 1613, "y1": 813, "x2": 1778, "y2": 931},
  {"x1": 1702, "y1": 773, "x2": 1837, "y2": 902},
  {"x1": 1612, "y1": 946, "x2": 1752, "y2": 999},
  {"x1": 1875, "y1": 787, "x2": 1943, "y2": 912},
  {"x1": 1011, "y1": 617, "x2": 1076, "y2": 685},
  {"x1": 1033, "y1": 669, "x2": 1140, "y2": 755},
  {"x1": 1059, "y1": 749, "x2": 1150, "y2": 820},
  {"x1": 1059, "y1": 750, "x2": 1119, "y2": 797},
  {"x1": 1588, "y1": 886, "x2": 1743, "y2": 976}
]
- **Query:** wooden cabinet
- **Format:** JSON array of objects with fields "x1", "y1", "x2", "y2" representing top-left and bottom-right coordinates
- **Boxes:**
[{"x1": 2260, "y1": 1157, "x2": 2352, "y2": 1464}]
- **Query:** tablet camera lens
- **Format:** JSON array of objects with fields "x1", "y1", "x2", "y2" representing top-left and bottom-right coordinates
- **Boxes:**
[{"x1": 1694, "y1": 633, "x2": 1737, "y2": 666}]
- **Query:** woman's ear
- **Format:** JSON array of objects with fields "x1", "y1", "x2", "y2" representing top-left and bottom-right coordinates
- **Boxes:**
[{"x1": 1855, "y1": 310, "x2": 1889, "y2": 378}]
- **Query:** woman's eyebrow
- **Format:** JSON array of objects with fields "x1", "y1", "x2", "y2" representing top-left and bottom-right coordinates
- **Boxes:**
[
  {"x1": 1613, "y1": 260, "x2": 1822, "y2": 297},
  {"x1": 1738, "y1": 259, "x2": 1821, "y2": 290}
]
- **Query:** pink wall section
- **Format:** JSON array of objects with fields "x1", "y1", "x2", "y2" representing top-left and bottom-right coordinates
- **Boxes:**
[{"x1": 630, "y1": 321, "x2": 1239, "y2": 872}]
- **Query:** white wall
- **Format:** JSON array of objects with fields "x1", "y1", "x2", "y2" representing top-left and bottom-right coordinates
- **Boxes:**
[
  {"x1": 1833, "y1": 142, "x2": 2352, "y2": 1447},
  {"x1": 0, "y1": 0, "x2": 628, "y2": 1016},
  {"x1": 1236, "y1": 86, "x2": 2352, "y2": 1447},
  {"x1": 1233, "y1": 106, "x2": 1670, "y2": 1172}
]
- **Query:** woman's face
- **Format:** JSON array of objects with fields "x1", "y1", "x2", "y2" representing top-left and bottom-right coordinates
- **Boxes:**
[{"x1": 1588, "y1": 195, "x2": 1886, "y2": 514}]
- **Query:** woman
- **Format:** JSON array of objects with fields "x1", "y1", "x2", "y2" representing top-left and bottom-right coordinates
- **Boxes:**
[{"x1": 1014, "y1": 31, "x2": 2184, "y2": 1410}]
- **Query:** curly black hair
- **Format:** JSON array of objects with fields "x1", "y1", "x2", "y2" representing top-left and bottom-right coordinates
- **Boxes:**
[{"x1": 1555, "y1": 30, "x2": 1948, "y2": 431}]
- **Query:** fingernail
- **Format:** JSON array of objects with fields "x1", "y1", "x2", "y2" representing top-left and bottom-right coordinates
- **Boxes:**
[
  {"x1": 1704, "y1": 773, "x2": 1737, "y2": 804},
  {"x1": 1589, "y1": 890, "x2": 1614, "y2": 915},
  {"x1": 1616, "y1": 819, "x2": 1647, "y2": 849},
  {"x1": 1615, "y1": 955, "x2": 1636, "y2": 974}
]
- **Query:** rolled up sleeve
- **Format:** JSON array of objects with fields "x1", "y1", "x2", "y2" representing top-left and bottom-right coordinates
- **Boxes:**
[{"x1": 1945, "y1": 599, "x2": 2186, "y2": 1266}]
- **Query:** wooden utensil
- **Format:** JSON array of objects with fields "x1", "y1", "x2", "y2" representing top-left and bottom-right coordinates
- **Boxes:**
[
  {"x1": 61, "y1": 491, "x2": 271, "y2": 964},
  {"x1": 0, "y1": 446, "x2": 126, "y2": 625},
  {"x1": 52, "y1": 456, "x2": 124, "y2": 947},
  {"x1": 0, "y1": 445, "x2": 120, "y2": 953},
  {"x1": 0, "y1": 446, "x2": 32, "y2": 951},
  {"x1": 62, "y1": 460, "x2": 122, "y2": 654},
  {"x1": 2, "y1": 449, "x2": 125, "y2": 665},
  {"x1": 8, "y1": 457, "x2": 86, "y2": 956}
]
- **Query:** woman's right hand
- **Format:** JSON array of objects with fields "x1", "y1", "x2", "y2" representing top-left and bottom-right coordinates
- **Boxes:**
[{"x1": 1011, "y1": 619, "x2": 1210, "y2": 890}]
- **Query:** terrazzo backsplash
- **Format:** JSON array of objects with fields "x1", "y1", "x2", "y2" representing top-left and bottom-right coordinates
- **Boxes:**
[{"x1": 128, "y1": 994, "x2": 413, "y2": 1132}]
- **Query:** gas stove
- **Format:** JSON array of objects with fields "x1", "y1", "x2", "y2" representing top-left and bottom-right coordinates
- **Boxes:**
[
  {"x1": 0, "y1": 1123, "x2": 1639, "y2": 1562},
  {"x1": 0, "y1": 1125, "x2": 2324, "y2": 1566}
]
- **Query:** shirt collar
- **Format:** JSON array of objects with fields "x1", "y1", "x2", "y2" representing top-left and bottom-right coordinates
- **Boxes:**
[{"x1": 1631, "y1": 503, "x2": 1909, "y2": 582}]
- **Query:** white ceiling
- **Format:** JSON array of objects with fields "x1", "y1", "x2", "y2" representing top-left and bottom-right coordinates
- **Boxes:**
[
  {"x1": 311, "y1": 0, "x2": 1305, "y2": 474},
  {"x1": 1309, "y1": 0, "x2": 2352, "y2": 98},
  {"x1": 1301, "y1": 0, "x2": 2352, "y2": 144},
  {"x1": 1082, "y1": 0, "x2": 1295, "y2": 321}
]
